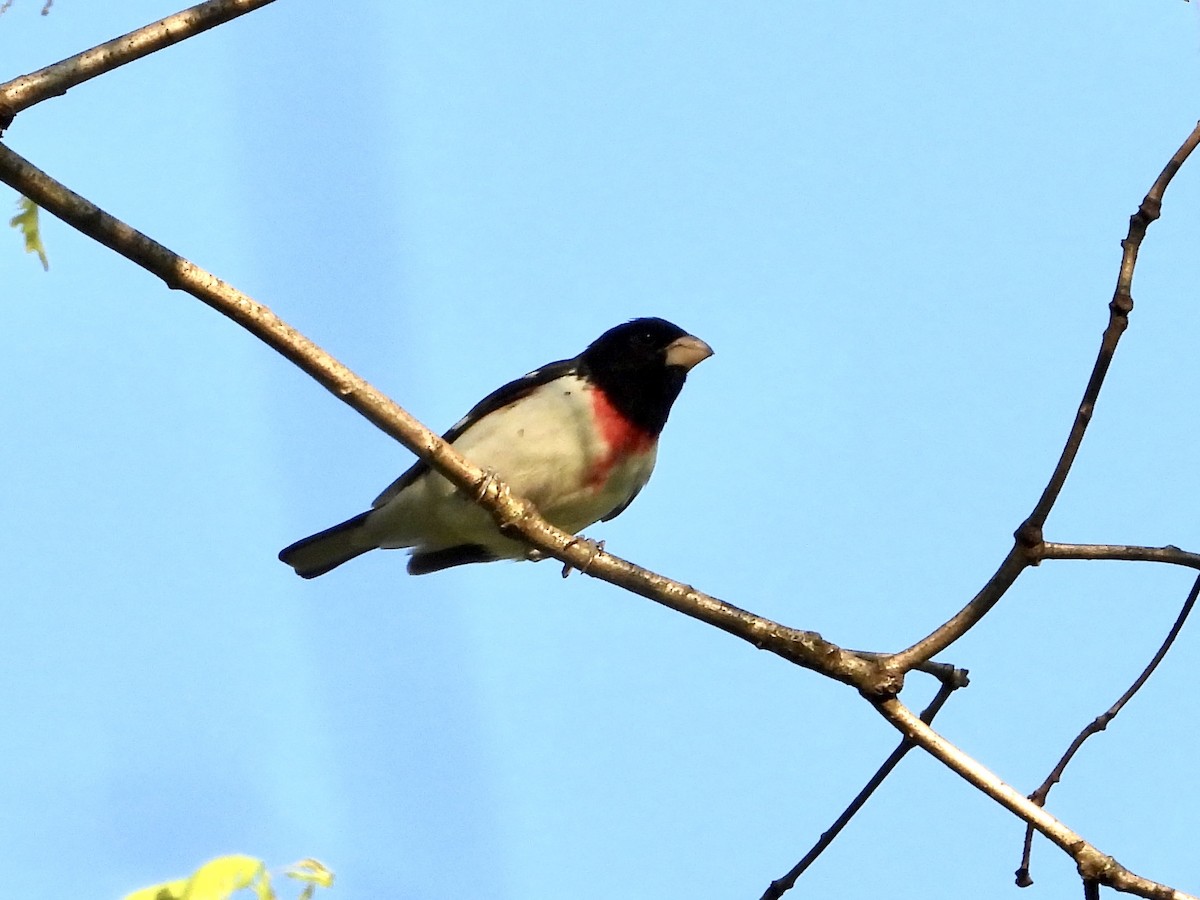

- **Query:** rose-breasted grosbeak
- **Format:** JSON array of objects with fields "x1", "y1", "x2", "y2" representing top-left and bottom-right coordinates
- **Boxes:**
[{"x1": 279, "y1": 317, "x2": 712, "y2": 577}]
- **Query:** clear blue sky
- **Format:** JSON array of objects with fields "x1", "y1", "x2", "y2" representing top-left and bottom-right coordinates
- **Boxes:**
[{"x1": 4, "y1": 2, "x2": 1200, "y2": 898}]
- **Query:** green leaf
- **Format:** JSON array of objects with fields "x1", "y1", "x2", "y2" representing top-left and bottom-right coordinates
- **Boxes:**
[{"x1": 9, "y1": 196, "x2": 48, "y2": 270}]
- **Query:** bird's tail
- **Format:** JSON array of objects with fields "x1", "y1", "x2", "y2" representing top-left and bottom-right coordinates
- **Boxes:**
[{"x1": 279, "y1": 510, "x2": 376, "y2": 579}]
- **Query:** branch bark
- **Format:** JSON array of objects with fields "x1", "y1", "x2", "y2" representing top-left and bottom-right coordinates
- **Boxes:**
[
  {"x1": 1039, "y1": 542, "x2": 1200, "y2": 570},
  {"x1": 0, "y1": 0, "x2": 277, "y2": 132},
  {"x1": 876, "y1": 699, "x2": 1198, "y2": 900}
]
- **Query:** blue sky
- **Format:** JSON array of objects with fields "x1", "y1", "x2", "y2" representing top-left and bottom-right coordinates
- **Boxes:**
[{"x1": 4, "y1": 2, "x2": 1200, "y2": 898}]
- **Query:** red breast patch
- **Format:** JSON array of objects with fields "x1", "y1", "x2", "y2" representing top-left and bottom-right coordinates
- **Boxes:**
[{"x1": 588, "y1": 387, "x2": 655, "y2": 488}]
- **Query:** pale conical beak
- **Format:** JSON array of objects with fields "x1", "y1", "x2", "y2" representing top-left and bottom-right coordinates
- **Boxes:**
[{"x1": 664, "y1": 334, "x2": 714, "y2": 371}]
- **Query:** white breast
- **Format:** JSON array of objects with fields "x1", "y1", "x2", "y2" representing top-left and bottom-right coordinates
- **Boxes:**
[{"x1": 365, "y1": 376, "x2": 656, "y2": 557}]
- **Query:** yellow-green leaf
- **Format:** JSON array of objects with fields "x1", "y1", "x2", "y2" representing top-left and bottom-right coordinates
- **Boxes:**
[
  {"x1": 124, "y1": 879, "x2": 188, "y2": 900},
  {"x1": 122, "y1": 855, "x2": 266, "y2": 900},
  {"x1": 9, "y1": 196, "x2": 48, "y2": 270},
  {"x1": 253, "y1": 868, "x2": 275, "y2": 900},
  {"x1": 284, "y1": 859, "x2": 334, "y2": 889}
]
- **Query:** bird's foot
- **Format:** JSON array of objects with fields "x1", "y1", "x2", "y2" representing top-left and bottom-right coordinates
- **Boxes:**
[
  {"x1": 561, "y1": 537, "x2": 605, "y2": 578},
  {"x1": 474, "y1": 468, "x2": 501, "y2": 502}
]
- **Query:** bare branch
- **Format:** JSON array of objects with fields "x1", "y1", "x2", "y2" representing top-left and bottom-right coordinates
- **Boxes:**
[
  {"x1": 888, "y1": 546, "x2": 1031, "y2": 672},
  {"x1": 908, "y1": 659, "x2": 970, "y2": 688},
  {"x1": 1039, "y1": 542, "x2": 1200, "y2": 571},
  {"x1": 0, "y1": 0, "x2": 277, "y2": 132},
  {"x1": 0, "y1": 139, "x2": 899, "y2": 695},
  {"x1": 1017, "y1": 119, "x2": 1200, "y2": 541},
  {"x1": 761, "y1": 680, "x2": 961, "y2": 900},
  {"x1": 1016, "y1": 574, "x2": 1200, "y2": 887},
  {"x1": 888, "y1": 120, "x2": 1200, "y2": 673},
  {"x1": 875, "y1": 699, "x2": 1198, "y2": 900},
  {"x1": 850, "y1": 653, "x2": 969, "y2": 690}
]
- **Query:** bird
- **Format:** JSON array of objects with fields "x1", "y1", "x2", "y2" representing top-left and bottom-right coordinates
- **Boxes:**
[{"x1": 278, "y1": 317, "x2": 713, "y2": 578}]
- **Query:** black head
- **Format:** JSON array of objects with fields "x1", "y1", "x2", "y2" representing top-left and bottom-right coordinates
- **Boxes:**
[{"x1": 579, "y1": 317, "x2": 713, "y2": 435}]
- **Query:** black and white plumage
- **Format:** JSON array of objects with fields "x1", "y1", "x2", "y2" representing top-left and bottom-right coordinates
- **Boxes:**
[{"x1": 278, "y1": 317, "x2": 713, "y2": 577}]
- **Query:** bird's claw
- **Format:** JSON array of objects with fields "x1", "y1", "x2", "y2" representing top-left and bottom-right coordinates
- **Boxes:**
[
  {"x1": 474, "y1": 468, "x2": 501, "y2": 502},
  {"x1": 561, "y1": 537, "x2": 605, "y2": 578}
]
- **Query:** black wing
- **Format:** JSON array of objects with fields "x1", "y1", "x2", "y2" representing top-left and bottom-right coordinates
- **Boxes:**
[
  {"x1": 371, "y1": 357, "x2": 580, "y2": 508},
  {"x1": 407, "y1": 544, "x2": 497, "y2": 575}
]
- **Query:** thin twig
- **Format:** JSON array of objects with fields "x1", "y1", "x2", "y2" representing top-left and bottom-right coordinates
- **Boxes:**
[
  {"x1": 0, "y1": 140, "x2": 900, "y2": 696},
  {"x1": 1018, "y1": 120, "x2": 1200, "y2": 541},
  {"x1": 888, "y1": 120, "x2": 1200, "y2": 673},
  {"x1": 0, "y1": 0, "x2": 277, "y2": 133},
  {"x1": 1015, "y1": 574, "x2": 1200, "y2": 887},
  {"x1": 875, "y1": 698, "x2": 1198, "y2": 900},
  {"x1": 1038, "y1": 542, "x2": 1200, "y2": 571},
  {"x1": 852, "y1": 654, "x2": 970, "y2": 690},
  {"x1": 761, "y1": 679, "x2": 961, "y2": 900},
  {"x1": 888, "y1": 546, "x2": 1030, "y2": 671}
]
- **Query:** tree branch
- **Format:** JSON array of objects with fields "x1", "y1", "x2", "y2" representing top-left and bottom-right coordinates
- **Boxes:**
[
  {"x1": 875, "y1": 698, "x2": 1198, "y2": 900},
  {"x1": 0, "y1": 139, "x2": 900, "y2": 696},
  {"x1": 888, "y1": 546, "x2": 1032, "y2": 672},
  {"x1": 1016, "y1": 573, "x2": 1200, "y2": 888},
  {"x1": 1039, "y1": 542, "x2": 1200, "y2": 571},
  {"x1": 887, "y1": 119, "x2": 1200, "y2": 673},
  {"x1": 761, "y1": 679, "x2": 961, "y2": 900},
  {"x1": 1017, "y1": 120, "x2": 1200, "y2": 541},
  {"x1": 0, "y1": 0, "x2": 277, "y2": 133}
]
